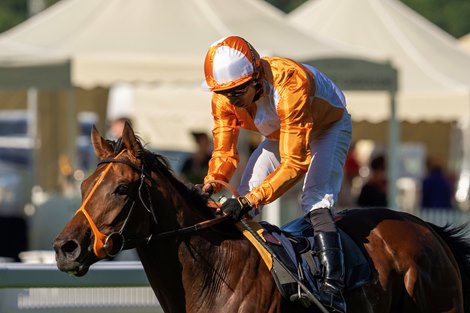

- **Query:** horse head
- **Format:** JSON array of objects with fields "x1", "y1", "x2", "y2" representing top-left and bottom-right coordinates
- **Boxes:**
[{"x1": 54, "y1": 122, "x2": 168, "y2": 276}]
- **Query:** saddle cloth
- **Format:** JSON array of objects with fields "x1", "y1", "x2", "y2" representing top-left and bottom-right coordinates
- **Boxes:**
[{"x1": 237, "y1": 217, "x2": 375, "y2": 305}]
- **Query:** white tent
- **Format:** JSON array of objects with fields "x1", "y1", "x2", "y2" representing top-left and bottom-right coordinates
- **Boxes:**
[
  {"x1": 0, "y1": 0, "x2": 396, "y2": 149},
  {"x1": 0, "y1": 0, "x2": 391, "y2": 89},
  {"x1": 0, "y1": 0, "x2": 399, "y2": 201},
  {"x1": 0, "y1": 0, "x2": 394, "y2": 143},
  {"x1": 288, "y1": 0, "x2": 470, "y2": 122},
  {"x1": 287, "y1": 0, "x2": 470, "y2": 210}
]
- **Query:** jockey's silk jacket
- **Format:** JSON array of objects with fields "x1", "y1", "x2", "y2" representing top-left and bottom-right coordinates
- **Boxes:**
[{"x1": 204, "y1": 57, "x2": 346, "y2": 207}]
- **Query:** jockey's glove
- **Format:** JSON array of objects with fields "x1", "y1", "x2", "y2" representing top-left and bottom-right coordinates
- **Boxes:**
[
  {"x1": 193, "y1": 184, "x2": 212, "y2": 199},
  {"x1": 221, "y1": 196, "x2": 252, "y2": 220}
]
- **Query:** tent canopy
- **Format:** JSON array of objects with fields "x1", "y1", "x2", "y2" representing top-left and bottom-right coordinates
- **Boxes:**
[
  {"x1": 0, "y1": 0, "x2": 392, "y2": 90},
  {"x1": 0, "y1": 0, "x2": 399, "y2": 196},
  {"x1": 0, "y1": 0, "x2": 397, "y2": 149},
  {"x1": 288, "y1": 0, "x2": 470, "y2": 122}
]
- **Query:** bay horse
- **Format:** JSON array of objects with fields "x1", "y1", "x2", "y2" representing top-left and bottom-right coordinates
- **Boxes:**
[{"x1": 54, "y1": 122, "x2": 470, "y2": 313}]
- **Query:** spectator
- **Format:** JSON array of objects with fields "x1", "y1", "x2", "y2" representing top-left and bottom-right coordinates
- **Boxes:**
[
  {"x1": 421, "y1": 160, "x2": 453, "y2": 209},
  {"x1": 357, "y1": 154, "x2": 387, "y2": 207},
  {"x1": 180, "y1": 131, "x2": 212, "y2": 184},
  {"x1": 108, "y1": 117, "x2": 132, "y2": 140},
  {"x1": 338, "y1": 141, "x2": 360, "y2": 208}
]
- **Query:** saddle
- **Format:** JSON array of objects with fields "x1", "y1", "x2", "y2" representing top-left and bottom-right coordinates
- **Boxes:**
[{"x1": 236, "y1": 217, "x2": 376, "y2": 308}]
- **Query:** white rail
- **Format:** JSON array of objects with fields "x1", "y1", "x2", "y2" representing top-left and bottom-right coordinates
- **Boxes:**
[
  {"x1": 0, "y1": 261, "x2": 149, "y2": 288},
  {"x1": 0, "y1": 261, "x2": 163, "y2": 313}
]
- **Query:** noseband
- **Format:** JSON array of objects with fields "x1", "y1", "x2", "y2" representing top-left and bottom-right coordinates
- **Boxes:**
[{"x1": 75, "y1": 149, "x2": 155, "y2": 259}]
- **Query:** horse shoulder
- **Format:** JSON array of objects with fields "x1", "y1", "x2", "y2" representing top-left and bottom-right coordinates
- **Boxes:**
[{"x1": 178, "y1": 233, "x2": 282, "y2": 312}]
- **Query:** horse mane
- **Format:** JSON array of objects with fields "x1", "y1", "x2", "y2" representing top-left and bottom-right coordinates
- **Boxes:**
[
  {"x1": 106, "y1": 137, "x2": 212, "y2": 215},
  {"x1": 428, "y1": 223, "x2": 470, "y2": 312}
]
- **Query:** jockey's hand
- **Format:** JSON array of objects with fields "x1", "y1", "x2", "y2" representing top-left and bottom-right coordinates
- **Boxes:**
[
  {"x1": 202, "y1": 182, "x2": 215, "y2": 195},
  {"x1": 193, "y1": 184, "x2": 212, "y2": 199},
  {"x1": 221, "y1": 196, "x2": 252, "y2": 220}
]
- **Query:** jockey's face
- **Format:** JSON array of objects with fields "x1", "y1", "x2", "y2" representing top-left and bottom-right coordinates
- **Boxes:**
[{"x1": 216, "y1": 80, "x2": 256, "y2": 109}]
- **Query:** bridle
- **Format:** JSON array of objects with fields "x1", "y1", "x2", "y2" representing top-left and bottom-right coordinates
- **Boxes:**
[
  {"x1": 75, "y1": 149, "x2": 230, "y2": 259},
  {"x1": 74, "y1": 149, "x2": 156, "y2": 259}
]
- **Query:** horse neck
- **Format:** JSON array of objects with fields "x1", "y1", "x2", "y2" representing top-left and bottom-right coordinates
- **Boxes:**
[
  {"x1": 135, "y1": 182, "x2": 186, "y2": 312},
  {"x1": 137, "y1": 237, "x2": 186, "y2": 312},
  {"x1": 149, "y1": 169, "x2": 213, "y2": 231},
  {"x1": 136, "y1": 171, "x2": 222, "y2": 312},
  {"x1": 138, "y1": 179, "x2": 255, "y2": 312}
]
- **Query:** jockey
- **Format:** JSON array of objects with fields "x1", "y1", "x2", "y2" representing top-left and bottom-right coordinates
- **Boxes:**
[{"x1": 201, "y1": 35, "x2": 351, "y2": 313}]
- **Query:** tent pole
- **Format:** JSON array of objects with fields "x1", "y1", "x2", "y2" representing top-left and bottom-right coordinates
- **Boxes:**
[
  {"x1": 27, "y1": 87, "x2": 39, "y2": 190},
  {"x1": 388, "y1": 91, "x2": 399, "y2": 210},
  {"x1": 66, "y1": 89, "x2": 77, "y2": 171}
]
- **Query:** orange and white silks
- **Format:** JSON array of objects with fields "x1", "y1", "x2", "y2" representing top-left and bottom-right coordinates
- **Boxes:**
[
  {"x1": 204, "y1": 57, "x2": 345, "y2": 208},
  {"x1": 74, "y1": 150, "x2": 126, "y2": 258}
]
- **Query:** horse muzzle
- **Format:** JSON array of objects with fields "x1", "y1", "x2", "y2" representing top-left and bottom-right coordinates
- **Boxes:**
[{"x1": 53, "y1": 237, "x2": 94, "y2": 277}]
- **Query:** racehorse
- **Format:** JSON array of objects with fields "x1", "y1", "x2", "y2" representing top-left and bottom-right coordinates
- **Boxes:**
[{"x1": 54, "y1": 122, "x2": 470, "y2": 313}]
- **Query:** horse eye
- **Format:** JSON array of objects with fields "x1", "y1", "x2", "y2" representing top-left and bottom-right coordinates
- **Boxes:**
[{"x1": 115, "y1": 184, "x2": 129, "y2": 196}]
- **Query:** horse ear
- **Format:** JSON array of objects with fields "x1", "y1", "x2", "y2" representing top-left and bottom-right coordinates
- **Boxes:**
[
  {"x1": 91, "y1": 125, "x2": 114, "y2": 160},
  {"x1": 121, "y1": 122, "x2": 139, "y2": 157}
]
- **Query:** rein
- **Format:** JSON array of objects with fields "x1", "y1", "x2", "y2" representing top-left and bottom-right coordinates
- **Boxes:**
[
  {"x1": 76, "y1": 149, "x2": 233, "y2": 258},
  {"x1": 154, "y1": 179, "x2": 237, "y2": 239},
  {"x1": 154, "y1": 215, "x2": 231, "y2": 239}
]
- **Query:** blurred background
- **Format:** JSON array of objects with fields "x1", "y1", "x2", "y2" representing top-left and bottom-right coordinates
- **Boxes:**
[
  {"x1": 0, "y1": 0, "x2": 469, "y2": 263},
  {"x1": 1, "y1": 0, "x2": 470, "y2": 311}
]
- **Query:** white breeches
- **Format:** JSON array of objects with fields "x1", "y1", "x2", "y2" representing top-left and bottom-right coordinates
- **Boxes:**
[{"x1": 237, "y1": 112, "x2": 352, "y2": 216}]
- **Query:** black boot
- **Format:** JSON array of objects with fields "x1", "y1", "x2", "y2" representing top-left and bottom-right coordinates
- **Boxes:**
[
  {"x1": 309, "y1": 209, "x2": 346, "y2": 313},
  {"x1": 314, "y1": 232, "x2": 346, "y2": 313}
]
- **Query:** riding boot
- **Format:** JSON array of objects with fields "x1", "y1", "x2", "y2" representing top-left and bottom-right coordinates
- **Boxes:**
[{"x1": 309, "y1": 208, "x2": 346, "y2": 313}]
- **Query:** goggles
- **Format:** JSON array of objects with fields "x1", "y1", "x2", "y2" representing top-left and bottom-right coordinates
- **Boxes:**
[{"x1": 215, "y1": 80, "x2": 252, "y2": 98}]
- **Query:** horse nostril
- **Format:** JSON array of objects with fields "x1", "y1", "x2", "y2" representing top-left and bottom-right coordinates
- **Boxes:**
[{"x1": 61, "y1": 240, "x2": 80, "y2": 259}]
